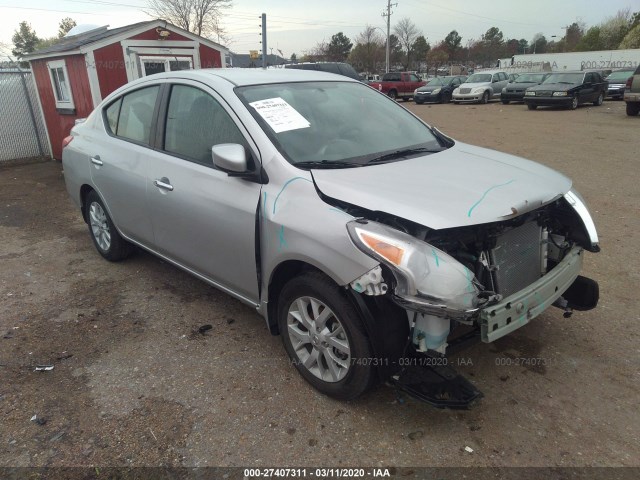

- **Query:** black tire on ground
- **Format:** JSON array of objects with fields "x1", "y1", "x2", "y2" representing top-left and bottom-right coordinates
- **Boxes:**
[
  {"x1": 593, "y1": 92, "x2": 604, "y2": 106},
  {"x1": 452, "y1": 101, "x2": 459, "y2": 105},
  {"x1": 442, "y1": 92, "x2": 451, "y2": 103},
  {"x1": 527, "y1": 104, "x2": 537, "y2": 110},
  {"x1": 626, "y1": 102, "x2": 640, "y2": 116},
  {"x1": 277, "y1": 272, "x2": 375, "y2": 400},
  {"x1": 501, "y1": 99, "x2": 510, "y2": 105},
  {"x1": 481, "y1": 91, "x2": 490, "y2": 104},
  {"x1": 85, "y1": 190, "x2": 134, "y2": 262},
  {"x1": 388, "y1": 90, "x2": 397, "y2": 100},
  {"x1": 570, "y1": 95, "x2": 579, "y2": 110}
]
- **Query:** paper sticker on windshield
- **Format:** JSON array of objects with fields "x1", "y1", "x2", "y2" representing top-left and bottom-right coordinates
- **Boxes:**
[{"x1": 249, "y1": 97, "x2": 310, "y2": 133}]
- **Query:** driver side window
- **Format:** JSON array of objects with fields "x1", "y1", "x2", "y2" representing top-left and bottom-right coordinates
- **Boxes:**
[{"x1": 163, "y1": 85, "x2": 246, "y2": 165}]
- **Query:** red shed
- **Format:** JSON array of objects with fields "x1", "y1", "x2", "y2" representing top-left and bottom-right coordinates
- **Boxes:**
[{"x1": 24, "y1": 20, "x2": 228, "y2": 160}]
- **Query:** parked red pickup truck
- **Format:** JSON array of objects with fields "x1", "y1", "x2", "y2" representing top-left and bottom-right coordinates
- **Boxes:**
[{"x1": 370, "y1": 72, "x2": 426, "y2": 101}]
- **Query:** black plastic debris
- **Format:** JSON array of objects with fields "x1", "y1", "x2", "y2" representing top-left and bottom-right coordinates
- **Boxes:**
[
  {"x1": 30, "y1": 415, "x2": 47, "y2": 426},
  {"x1": 198, "y1": 324, "x2": 213, "y2": 335},
  {"x1": 226, "y1": 318, "x2": 235, "y2": 325},
  {"x1": 34, "y1": 365, "x2": 54, "y2": 372},
  {"x1": 3, "y1": 331, "x2": 13, "y2": 339}
]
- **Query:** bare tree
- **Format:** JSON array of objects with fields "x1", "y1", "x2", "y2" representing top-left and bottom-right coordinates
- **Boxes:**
[
  {"x1": 147, "y1": 0, "x2": 231, "y2": 39},
  {"x1": 393, "y1": 17, "x2": 421, "y2": 69}
]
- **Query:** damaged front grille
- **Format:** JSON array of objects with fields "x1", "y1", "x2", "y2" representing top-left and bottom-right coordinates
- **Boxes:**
[{"x1": 490, "y1": 222, "x2": 544, "y2": 298}]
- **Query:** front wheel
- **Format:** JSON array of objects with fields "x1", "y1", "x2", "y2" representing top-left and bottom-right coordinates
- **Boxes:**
[
  {"x1": 570, "y1": 95, "x2": 579, "y2": 110},
  {"x1": 480, "y1": 91, "x2": 490, "y2": 104},
  {"x1": 501, "y1": 99, "x2": 510, "y2": 105},
  {"x1": 278, "y1": 272, "x2": 375, "y2": 400},
  {"x1": 593, "y1": 92, "x2": 604, "y2": 106},
  {"x1": 85, "y1": 191, "x2": 133, "y2": 261},
  {"x1": 527, "y1": 103, "x2": 537, "y2": 110}
]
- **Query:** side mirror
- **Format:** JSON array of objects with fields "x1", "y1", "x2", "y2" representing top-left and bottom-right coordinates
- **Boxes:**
[{"x1": 212, "y1": 144, "x2": 247, "y2": 173}]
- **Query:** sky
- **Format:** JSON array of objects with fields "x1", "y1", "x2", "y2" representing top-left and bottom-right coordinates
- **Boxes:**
[{"x1": 0, "y1": 0, "x2": 637, "y2": 60}]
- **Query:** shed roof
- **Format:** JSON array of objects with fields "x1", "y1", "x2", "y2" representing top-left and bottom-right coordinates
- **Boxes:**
[{"x1": 23, "y1": 20, "x2": 228, "y2": 61}]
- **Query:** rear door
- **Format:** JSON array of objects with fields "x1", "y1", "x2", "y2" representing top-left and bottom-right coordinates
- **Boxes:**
[
  {"x1": 145, "y1": 81, "x2": 262, "y2": 303},
  {"x1": 90, "y1": 85, "x2": 160, "y2": 245}
]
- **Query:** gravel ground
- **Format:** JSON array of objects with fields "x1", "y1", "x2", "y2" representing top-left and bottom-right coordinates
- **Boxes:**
[{"x1": 0, "y1": 98, "x2": 638, "y2": 471}]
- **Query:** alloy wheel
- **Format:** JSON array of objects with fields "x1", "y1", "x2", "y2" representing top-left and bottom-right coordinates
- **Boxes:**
[
  {"x1": 89, "y1": 201, "x2": 111, "y2": 251},
  {"x1": 287, "y1": 296, "x2": 351, "y2": 382}
]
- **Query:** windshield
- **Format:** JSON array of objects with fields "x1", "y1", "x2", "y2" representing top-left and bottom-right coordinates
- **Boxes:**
[
  {"x1": 606, "y1": 71, "x2": 634, "y2": 81},
  {"x1": 543, "y1": 73, "x2": 584, "y2": 84},
  {"x1": 427, "y1": 77, "x2": 447, "y2": 86},
  {"x1": 236, "y1": 81, "x2": 444, "y2": 167},
  {"x1": 465, "y1": 73, "x2": 492, "y2": 83},
  {"x1": 515, "y1": 73, "x2": 547, "y2": 83}
]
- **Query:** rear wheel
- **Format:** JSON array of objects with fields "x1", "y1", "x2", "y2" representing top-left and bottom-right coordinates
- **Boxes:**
[
  {"x1": 480, "y1": 91, "x2": 490, "y2": 104},
  {"x1": 527, "y1": 103, "x2": 537, "y2": 110},
  {"x1": 626, "y1": 102, "x2": 640, "y2": 116},
  {"x1": 593, "y1": 92, "x2": 604, "y2": 106},
  {"x1": 85, "y1": 191, "x2": 133, "y2": 261},
  {"x1": 388, "y1": 90, "x2": 398, "y2": 100},
  {"x1": 278, "y1": 272, "x2": 375, "y2": 400}
]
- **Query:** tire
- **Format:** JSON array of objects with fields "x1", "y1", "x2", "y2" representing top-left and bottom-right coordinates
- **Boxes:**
[
  {"x1": 501, "y1": 99, "x2": 510, "y2": 105},
  {"x1": 278, "y1": 272, "x2": 375, "y2": 400},
  {"x1": 480, "y1": 91, "x2": 489, "y2": 104},
  {"x1": 441, "y1": 92, "x2": 451, "y2": 103},
  {"x1": 452, "y1": 101, "x2": 459, "y2": 105},
  {"x1": 388, "y1": 90, "x2": 398, "y2": 100},
  {"x1": 626, "y1": 102, "x2": 640, "y2": 116},
  {"x1": 527, "y1": 103, "x2": 537, "y2": 110},
  {"x1": 593, "y1": 92, "x2": 604, "y2": 106},
  {"x1": 85, "y1": 190, "x2": 133, "y2": 262},
  {"x1": 570, "y1": 95, "x2": 579, "y2": 110}
]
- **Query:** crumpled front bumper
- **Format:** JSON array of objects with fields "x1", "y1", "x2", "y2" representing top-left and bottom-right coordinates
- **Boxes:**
[{"x1": 480, "y1": 246, "x2": 584, "y2": 342}]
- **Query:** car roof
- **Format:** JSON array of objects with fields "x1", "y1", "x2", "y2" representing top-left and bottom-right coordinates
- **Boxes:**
[{"x1": 129, "y1": 67, "x2": 359, "y2": 87}]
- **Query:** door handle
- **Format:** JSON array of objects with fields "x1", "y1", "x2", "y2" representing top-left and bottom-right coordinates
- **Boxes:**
[
  {"x1": 154, "y1": 179, "x2": 174, "y2": 191},
  {"x1": 90, "y1": 155, "x2": 103, "y2": 166}
]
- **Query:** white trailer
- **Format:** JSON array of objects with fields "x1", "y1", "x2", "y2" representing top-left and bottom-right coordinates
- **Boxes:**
[{"x1": 499, "y1": 49, "x2": 640, "y2": 71}]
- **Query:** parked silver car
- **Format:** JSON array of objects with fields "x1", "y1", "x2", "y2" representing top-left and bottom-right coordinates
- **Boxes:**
[
  {"x1": 452, "y1": 70, "x2": 510, "y2": 104},
  {"x1": 62, "y1": 69, "x2": 599, "y2": 405}
]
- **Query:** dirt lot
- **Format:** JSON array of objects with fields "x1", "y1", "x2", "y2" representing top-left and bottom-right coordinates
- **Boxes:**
[{"x1": 1, "y1": 99, "x2": 639, "y2": 472}]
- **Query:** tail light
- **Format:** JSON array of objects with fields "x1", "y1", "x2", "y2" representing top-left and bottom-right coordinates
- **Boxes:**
[
  {"x1": 626, "y1": 76, "x2": 633, "y2": 90},
  {"x1": 378, "y1": 84, "x2": 382, "y2": 91},
  {"x1": 62, "y1": 135, "x2": 74, "y2": 149}
]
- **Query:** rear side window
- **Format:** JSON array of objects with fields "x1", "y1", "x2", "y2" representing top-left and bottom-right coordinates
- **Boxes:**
[
  {"x1": 321, "y1": 64, "x2": 341, "y2": 75},
  {"x1": 109, "y1": 86, "x2": 159, "y2": 145},
  {"x1": 163, "y1": 84, "x2": 246, "y2": 165},
  {"x1": 104, "y1": 98, "x2": 122, "y2": 134}
]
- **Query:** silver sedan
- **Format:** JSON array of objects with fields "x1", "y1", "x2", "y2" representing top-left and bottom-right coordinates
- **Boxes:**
[{"x1": 62, "y1": 68, "x2": 600, "y2": 404}]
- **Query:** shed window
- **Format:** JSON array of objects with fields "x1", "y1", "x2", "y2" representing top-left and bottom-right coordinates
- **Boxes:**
[{"x1": 47, "y1": 60, "x2": 75, "y2": 111}]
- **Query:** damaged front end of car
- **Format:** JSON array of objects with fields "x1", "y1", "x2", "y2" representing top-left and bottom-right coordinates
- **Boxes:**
[{"x1": 343, "y1": 189, "x2": 600, "y2": 407}]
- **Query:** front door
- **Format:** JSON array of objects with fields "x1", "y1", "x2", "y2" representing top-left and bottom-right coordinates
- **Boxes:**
[{"x1": 146, "y1": 82, "x2": 262, "y2": 303}]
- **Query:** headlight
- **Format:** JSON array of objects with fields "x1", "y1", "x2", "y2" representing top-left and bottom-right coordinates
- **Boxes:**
[
  {"x1": 553, "y1": 91, "x2": 568, "y2": 96},
  {"x1": 502, "y1": 87, "x2": 507, "y2": 93},
  {"x1": 564, "y1": 189, "x2": 599, "y2": 250},
  {"x1": 453, "y1": 87, "x2": 459, "y2": 94},
  {"x1": 431, "y1": 88, "x2": 441, "y2": 94},
  {"x1": 525, "y1": 91, "x2": 536, "y2": 96},
  {"x1": 347, "y1": 220, "x2": 480, "y2": 311}
]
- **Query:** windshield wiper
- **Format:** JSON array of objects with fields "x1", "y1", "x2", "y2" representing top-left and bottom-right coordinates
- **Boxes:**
[
  {"x1": 293, "y1": 160, "x2": 362, "y2": 169},
  {"x1": 367, "y1": 147, "x2": 443, "y2": 164}
]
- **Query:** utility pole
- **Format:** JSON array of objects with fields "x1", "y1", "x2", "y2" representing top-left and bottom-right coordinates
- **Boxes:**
[
  {"x1": 381, "y1": 0, "x2": 397, "y2": 73},
  {"x1": 261, "y1": 13, "x2": 267, "y2": 69}
]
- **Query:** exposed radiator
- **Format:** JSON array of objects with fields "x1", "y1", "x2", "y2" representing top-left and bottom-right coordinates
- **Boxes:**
[{"x1": 490, "y1": 222, "x2": 545, "y2": 298}]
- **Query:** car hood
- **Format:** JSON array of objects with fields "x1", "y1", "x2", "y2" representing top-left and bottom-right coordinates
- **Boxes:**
[
  {"x1": 457, "y1": 82, "x2": 490, "y2": 89},
  {"x1": 507, "y1": 82, "x2": 539, "y2": 88},
  {"x1": 311, "y1": 143, "x2": 572, "y2": 230},
  {"x1": 530, "y1": 82, "x2": 579, "y2": 92},
  {"x1": 417, "y1": 85, "x2": 447, "y2": 92}
]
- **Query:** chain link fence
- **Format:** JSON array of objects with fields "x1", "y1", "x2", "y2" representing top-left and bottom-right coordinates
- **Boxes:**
[{"x1": 0, "y1": 66, "x2": 51, "y2": 163}]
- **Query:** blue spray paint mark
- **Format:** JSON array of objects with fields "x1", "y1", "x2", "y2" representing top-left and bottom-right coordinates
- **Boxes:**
[
  {"x1": 328, "y1": 207, "x2": 354, "y2": 218},
  {"x1": 272, "y1": 176, "x2": 313, "y2": 215},
  {"x1": 467, "y1": 179, "x2": 516, "y2": 218},
  {"x1": 278, "y1": 225, "x2": 287, "y2": 251},
  {"x1": 431, "y1": 248, "x2": 440, "y2": 267}
]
